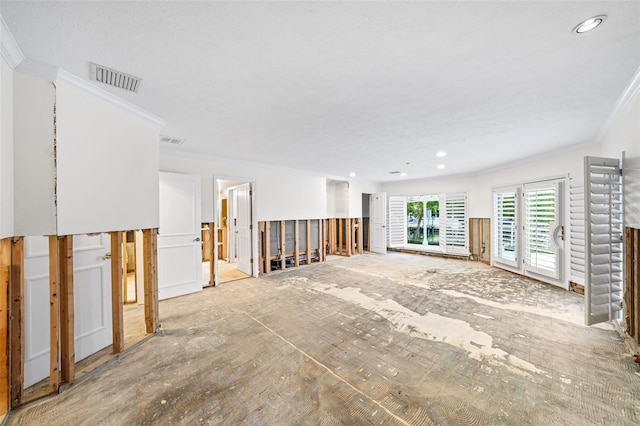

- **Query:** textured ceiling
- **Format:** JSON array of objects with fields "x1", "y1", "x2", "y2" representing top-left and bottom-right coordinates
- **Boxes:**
[{"x1": 2, "y1": 1, "x2": 639, "y2": 182}]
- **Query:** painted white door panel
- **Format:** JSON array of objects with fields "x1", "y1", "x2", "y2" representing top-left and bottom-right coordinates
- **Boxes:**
[
  {"x1": 23, "y1": 236, "x2": 50, "y2": 388},
  {"x1": 371, "y1": 193, "x2": 387, "y2": 254},
  {"x1": 236, "y1": 183, "x2": 252, "y2": 275},
  {"x1": 72, "y1": 234, "x2": 112, "y2": 362},
  {"x1": 158, "y1": 172, "x2": 202, "y2": 300}
]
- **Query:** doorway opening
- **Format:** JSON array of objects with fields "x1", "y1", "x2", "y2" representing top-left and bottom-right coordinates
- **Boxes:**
[{"x1": 215, "y1": 177, "x2": 258, "y2": 285}]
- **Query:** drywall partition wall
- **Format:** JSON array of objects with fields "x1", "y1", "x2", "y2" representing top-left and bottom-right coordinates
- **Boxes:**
[
  {"x1": 55, "y1": 81, "x2": 161, "y2": 235},
  {"x1": 159, "y1": 152, "x2": 327, "y2": 221},
  {"x1": 326, "y1": 180, "x2": 348, "y2": 218},
  {"x1": 13, "y1": 71, "x2": 56, "y2": 236},
  {"x1": 0, "y1": 57, "x2": 13, "y2": 238},
  {"x1": 600, "y1": 95, "x2": 640, "y2": 228}
]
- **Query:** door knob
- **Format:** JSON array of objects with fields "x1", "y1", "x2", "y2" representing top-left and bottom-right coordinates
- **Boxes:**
[
  {"x1": 194, "y1": 237, "x2": 201, "y2": 242},
  {"x1": 102, "y1": 253, "x2": 111, "y2": 260}
]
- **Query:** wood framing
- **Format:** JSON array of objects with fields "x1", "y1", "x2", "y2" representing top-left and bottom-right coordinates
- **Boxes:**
[
  {"x1": 294, "y1": 220, "x2": 300, "y2": 267},
  {"x1": 624, "y1": 227, "x2": 639, "y2": 345},
  {"x1": 47, "y1": 236, "x2": 60, "y2": 393},
  {"x1": 110, "y1": 232, "x2": 124, "y2": 354},
  {"x1": 280, "y1": 221, "x2": 286, "y2": 271},
  {"x1": 143, "y1": 229, "x2": 159, "y2": 334},
  {"x1": 264, "y1": 222, "x2": 271, "y2": 274},
  {"x1": 306, "y1": 220, "x2": 311, "y2": 265},
  {"x1": 58, "y1": 236, "x2": 75, "y2": 383},
  {"x1": 357, "y1": 218, "x2": 364, "y2": 255},
  {"x1": 469, "y1": 218, "x2": 491, "y2": 264},
  {"x1": 9, "y1": 237, "x2": 23, "y2": 406},
  {"x1": 0, "y1": 239, "x2": 10, "y2": 415},
  {"x1": 345, "y1": 219, "x2": 351, "y2": 257}
]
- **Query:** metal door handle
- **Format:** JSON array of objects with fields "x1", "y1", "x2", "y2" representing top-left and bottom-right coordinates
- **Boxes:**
[
  {"x1": 194, "y1": 237, "x2": 201, "y2": 242},
  {"x1": 102, "y1": 253, "x2": 111, "y2": 260}
]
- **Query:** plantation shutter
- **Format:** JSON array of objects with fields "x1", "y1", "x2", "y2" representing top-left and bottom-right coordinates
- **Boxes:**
[
  {"x1": 444, "y1": 193, "x2": 467, "y2": 255},
  {"x1": 585, "y1": 156, "x2": 623, "y2": 326},
  {"x1": 569, "y1": 177, "x2": 586, "y2": 285},
  {"x1": 493, "y1": 188, "x2": 518, "y2": 268},
  {"x1": 387, "y1": 196, "x2": 407, "y2": 248},
  {"x1": 523, "y1": 182, "x2": 561, "y2": 280}
]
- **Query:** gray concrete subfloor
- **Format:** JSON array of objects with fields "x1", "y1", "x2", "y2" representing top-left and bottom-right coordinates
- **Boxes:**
[{"x1": 7, "y1": 252, "x2": 640, "y2": 425}]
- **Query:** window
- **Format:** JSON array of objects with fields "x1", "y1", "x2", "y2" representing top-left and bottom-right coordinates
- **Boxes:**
[
  {"x1": 493, "y1": 189, "x2": 518, "y2": 267},
  {"x1": 387, "y1": 193, "x2": 468, "y2": 255}
]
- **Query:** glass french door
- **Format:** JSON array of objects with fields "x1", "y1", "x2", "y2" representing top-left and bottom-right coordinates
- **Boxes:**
[{"x1": 493, "y1": 188, "x2": 519, "y2": 268}]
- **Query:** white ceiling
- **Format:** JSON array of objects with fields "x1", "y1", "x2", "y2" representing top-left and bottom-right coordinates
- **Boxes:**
[{"x1": 2, "y1": 1, "x2": 639, "y2": 182}]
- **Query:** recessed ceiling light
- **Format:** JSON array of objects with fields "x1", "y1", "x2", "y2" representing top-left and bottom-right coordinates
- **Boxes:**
[
  {"x1": 573, "y1": 15, "x2": 606, "y2": 34},
  {"x1": 437, "y1": 164, "x2": 445, "y2": 169},
  {"x1": 349, "y1": 172, "x2": 356, "y2": 177},
  {"x1": 436, "y1": 151, "x2": 447, "y2": 158},
  {"x1": 400, "y1": 172, "x2": 407, "y2": 177}
]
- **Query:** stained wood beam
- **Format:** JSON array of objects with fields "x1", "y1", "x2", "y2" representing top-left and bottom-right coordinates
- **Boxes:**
[
  {"x1": 110, "y1": 232, "x2": 124, "y2": 354},
  {"x1": 306, "y1": 220, "x2": 311, "y2": 265},
  {"x1": 48, "y1": 236, "x2": 60, "y2": 393},
  {"x1": 294, "y1": 220, "x2": 300, "y2": 267},
  {"x1": 9, "y1": 237, "x2": 23, "y2": 406},
  {"x1": 0, "y1": 239, "x2": 11, "y2": 414},
  {"x1": 58, "y1": 236, "x2": 75, "y2": 383},
  {"x1": 143, "y1": 229, "x2": 159, "y2": 334}
]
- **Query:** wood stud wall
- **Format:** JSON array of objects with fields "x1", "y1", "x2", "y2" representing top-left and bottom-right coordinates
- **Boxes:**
[
  {"x1": 325, "y1": 218, "x2": 363, "y2": 257},
  {"x1": 0, "y1": 229, "x2": 160, "y2": 409},
  {"x1": 624, "y1": 227, "x2": 640, "y2": 346},
  {"x1": 469, "y1": 218, "x2": 491, "y2": 264}
]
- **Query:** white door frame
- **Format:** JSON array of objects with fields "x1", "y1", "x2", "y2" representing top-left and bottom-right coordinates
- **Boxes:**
[{"x1": 213, "y1": 176, "x2": 259, "y2": 285}]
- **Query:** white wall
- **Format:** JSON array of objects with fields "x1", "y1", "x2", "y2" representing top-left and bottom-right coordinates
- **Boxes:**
[
  {"x1": 348, "y1": 179, "x2": 382, "y2": 218},
  {"x1": 0, "y1": 57, "x2": 14, "y2": 239},
  {"x1": 160, "y1": 152, "x2": 327, "y2": 221},
  {"x1": 381, "y1": 143, "x2": 600, "y2": 218},
  {"x1": 326, "y1": 180, "x2": 348, "y2": 218},
  {"x1": 600, "y1": 95, "x2": 640, "y2": 228},
  {"x1": 13, "y1": 71, "x2": 57, "y2": 236},
  {"x1": 55, "y1": 82, "x2": 161, "y2": 235}
]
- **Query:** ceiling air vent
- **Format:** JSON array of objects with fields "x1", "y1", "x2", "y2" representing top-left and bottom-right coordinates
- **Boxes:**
[
  {"x1": 90, "y1": 62, "x2": 142, "y2": 93},
  {"x1": 160, "y1": 134, "x2": 186, "y2": 147},
  {"x1": 388, "y1": 171, "x2": 401, "y2": 175}
]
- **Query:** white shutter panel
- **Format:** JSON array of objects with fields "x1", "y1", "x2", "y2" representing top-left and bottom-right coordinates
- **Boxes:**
[
  {"x1": 523, "y1": 182, "x2": 561, "y2": 280},
  {"x1": 493, "y1": 189, "x2": 518, "y2": 268},
  {"x1": 387, "y1": 196, "x2": 406, "y2": 248},
  {"x1": 585, "y1": 156, "x2": 623, "y2": 326},
  {"x1": 444, "y1": 193, "x2": 468, "y2": 255},
  {"x1": 438, "y1": 194, "x2": 446, "y2": 252},
  {"x1": 570, "y1": 177, "x2": 585, "y2": 285}
]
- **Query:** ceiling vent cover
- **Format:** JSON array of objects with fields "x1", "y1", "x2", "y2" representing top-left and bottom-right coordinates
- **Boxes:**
[
  {"x1": 90, "y1": 62, "x2": 142, "y2": 93},
  {"x1": 160, "y1": 134, "x2": 186, "y2": 146}
]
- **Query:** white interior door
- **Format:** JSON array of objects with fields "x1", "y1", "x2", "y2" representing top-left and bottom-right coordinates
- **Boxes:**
[
  {"x1": 73, "y1": 234, "x2": 112, "y2": 362},
  {"x1": 23, "y1": 236, "x2": 52, "y2": 388},
  {"x1": 23, "y1": 234, "x2": 112, "y2": 388},
  {"x1": 158, "y1": 172, "x2": 202, "y2": 300},
  {"x1": 227, "y1": 189, "x2": 237, "y2": 263},
  {"x1": 235, "y1": 183, "x2": 252, "y2": 275},
  {"x1": 370, "y1": 193, "x2": 387, "y2": 254}
]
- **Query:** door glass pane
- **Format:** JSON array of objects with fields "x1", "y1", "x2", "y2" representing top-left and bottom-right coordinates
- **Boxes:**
[
  {"x1": 494, "y1": 191, "x2": 517, "y2": 264},
  {"x1": 524, "y1": 186, "x2": 557, "y2": 274},
  {"x1": 406, "y1": 196, "x2": 439, "y2": 246}
]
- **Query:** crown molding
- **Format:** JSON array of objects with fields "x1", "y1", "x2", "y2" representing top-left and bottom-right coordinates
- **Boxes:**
[
  {"x1": 55, "y1": 69, "x2": 165, "y2": 128},
  {"x1": 0, "y1": 14, "x2": 25, "y2": 69},
  {"x1": 597, "y1": 67, "x2": 640, "y2": 142}
]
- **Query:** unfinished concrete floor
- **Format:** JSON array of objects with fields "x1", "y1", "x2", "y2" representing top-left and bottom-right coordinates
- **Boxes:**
[{"x1": 7, "y1": 253, "x2": 640, "y2": 425}]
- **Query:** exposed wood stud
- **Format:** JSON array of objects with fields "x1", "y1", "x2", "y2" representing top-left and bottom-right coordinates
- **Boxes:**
[
  {"x1": 280, "y1": 221, "x2": 286, "y2": 271},
  {"x1": 9, "y1": 237, "x2": 24, "y2": 406},
  {"x1": 209, "y1": 223, "x2": 215, "y2": 285},
  {"x1": 294, "y1": 220, "x2": 300, "y2": 267},
  {"x1": 258, "y1": 222, "x2": 265, "y2": 275},
  {"x1": 48, "y1": 236, "x2": 60, "y2": 393},
  {"x1": 0, "y1": 238, "x2": 11, "y2": 414},
  {"x1": 357, "y1": 218, "x2": 364, "y2": 255},
  {"x1": 306, "y1": 220, "x2": 311, "y2": 265},
  {"x1": 264, "y1": 222, "x2": 271, "y2": 274},
  {"x1": 122, "y1": 232, "x2": 128, "y2": 303},
  {"x1": 143, "y1": 229, "x2": 159, "y2": 334},
  {"x1": 110, "y1": 232, "x2": 124, "y2": 354},
  {"x1": 58, "y1": 236, "x2": 75, "y2": 383},
  {"x1": 338, "y1": 219, "x2": 343, "y2": 256},
  {"x1": 345, "y1": 219, "x2": 352, "y2": 257}
]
